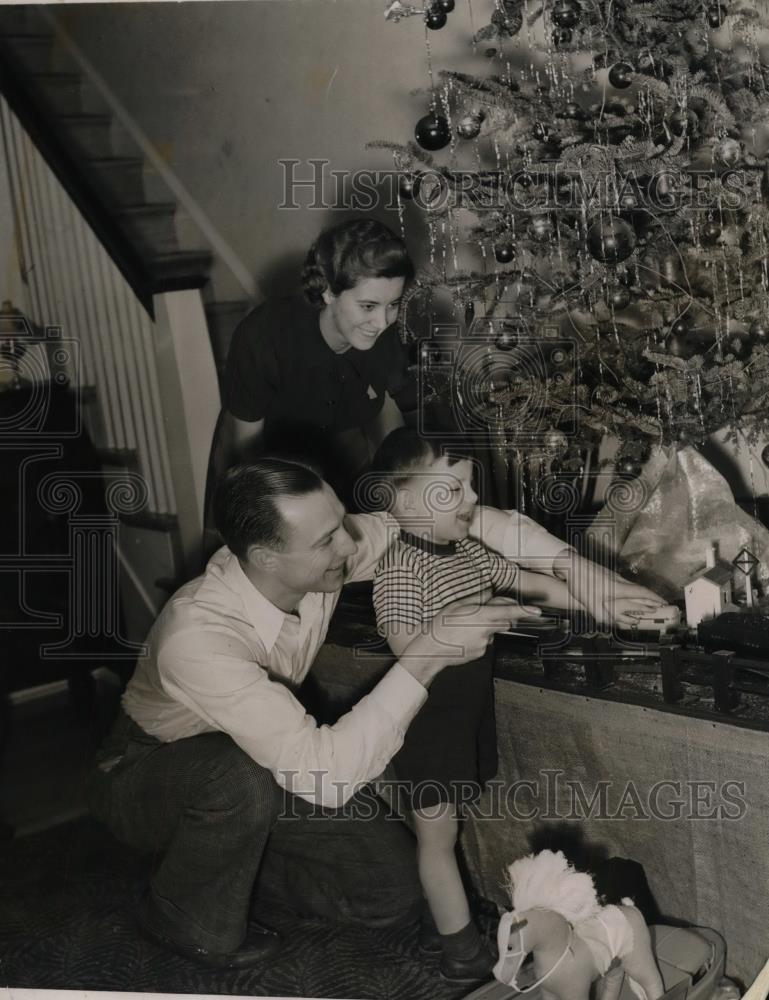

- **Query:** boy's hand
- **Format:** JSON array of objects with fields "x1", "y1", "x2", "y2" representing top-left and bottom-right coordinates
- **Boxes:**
[{"x1": 553, "y1": 550, "x2": 666, "y2": 627}]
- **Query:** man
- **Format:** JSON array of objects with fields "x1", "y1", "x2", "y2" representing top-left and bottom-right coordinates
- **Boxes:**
[{"x1": 87, "y1": 459, "x2": 663, "y2": 971}]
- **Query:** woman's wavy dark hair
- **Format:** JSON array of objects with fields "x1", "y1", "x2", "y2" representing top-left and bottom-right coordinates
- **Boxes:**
[{"x1": 301, "y1": 218, "x2": 414, "y2": 307}]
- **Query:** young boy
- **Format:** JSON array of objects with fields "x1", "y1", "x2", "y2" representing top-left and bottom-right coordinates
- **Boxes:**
[{"x1": 370, "y1": 428, "x2": 544, "y2": 984}]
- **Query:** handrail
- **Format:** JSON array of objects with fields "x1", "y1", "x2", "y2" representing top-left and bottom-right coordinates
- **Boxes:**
[{"x1": 0, "y1": 37, "x2": 205, "y2": 318}]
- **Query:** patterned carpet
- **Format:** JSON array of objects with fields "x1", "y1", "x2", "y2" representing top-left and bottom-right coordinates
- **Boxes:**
[{"x1": 0, "y1": 816, "x2": 472, "y2": 998}]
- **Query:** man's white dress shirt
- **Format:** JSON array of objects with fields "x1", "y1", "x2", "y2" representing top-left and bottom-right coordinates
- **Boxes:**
[{"x1": 122, "y1": 508, "x2": 569, "y2": 806}]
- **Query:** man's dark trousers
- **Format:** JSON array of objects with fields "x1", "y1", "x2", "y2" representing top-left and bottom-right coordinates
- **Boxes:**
[{"x1": 87, "y1": 710, "x2": 422, "y2": 953}]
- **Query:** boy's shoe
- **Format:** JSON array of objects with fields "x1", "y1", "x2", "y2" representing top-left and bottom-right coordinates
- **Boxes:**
[{"x1": 439, "y1": 940, "x2": 496, "y2": 984}]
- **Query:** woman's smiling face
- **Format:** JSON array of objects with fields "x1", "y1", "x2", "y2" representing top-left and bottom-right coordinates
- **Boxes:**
[{"x1": 321, "y1": 275, "x2": 405, "y2": 352}]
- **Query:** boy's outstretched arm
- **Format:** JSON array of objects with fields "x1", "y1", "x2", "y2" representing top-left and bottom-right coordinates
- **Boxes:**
[{"x1": 470, "y1": 506, "x2": 665, "y2": 626}]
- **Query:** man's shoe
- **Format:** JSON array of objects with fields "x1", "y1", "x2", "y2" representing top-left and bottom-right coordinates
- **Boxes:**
[
  {"x1": 439, "y1": 941, "x2": 496, "y2": 984},
  {"x1": 137, "y1": 896, "x2": 282, "y2": 969}
]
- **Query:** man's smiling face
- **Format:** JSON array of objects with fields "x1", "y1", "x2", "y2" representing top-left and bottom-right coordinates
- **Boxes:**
[{"x1": 269, "y1": 483, "x2": 358, "y2": 594}]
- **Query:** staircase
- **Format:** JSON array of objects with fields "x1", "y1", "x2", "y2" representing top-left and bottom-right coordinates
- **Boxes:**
[
  {"x1": 0, "y1": 5, "x2": 251, "y2": 372},
  {"x1": 0, "y1": 6, "x2": 253, "y2": 638}
]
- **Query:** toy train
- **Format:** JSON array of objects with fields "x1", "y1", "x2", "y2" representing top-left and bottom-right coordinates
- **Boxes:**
[{"x1": 697, "y1": 611, "x2": 769, "y2": 660}]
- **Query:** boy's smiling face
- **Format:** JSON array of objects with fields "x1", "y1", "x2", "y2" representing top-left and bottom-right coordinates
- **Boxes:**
[{"x1": 392, "y1": 455, "x2": 478, "y2": 544}]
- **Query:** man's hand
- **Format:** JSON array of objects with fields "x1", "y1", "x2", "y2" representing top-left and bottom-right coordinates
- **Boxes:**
[
  {"x1": 485, "y1": 595, "x2": 545, "y2": 626},
  {"x1": 397, "y1": 601, "x2": 526, "y2": 688}
]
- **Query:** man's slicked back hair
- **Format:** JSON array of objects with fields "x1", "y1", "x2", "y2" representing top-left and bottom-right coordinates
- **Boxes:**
[{"x1": 214, "y1": 459, "x2": 324, "y2": 558}]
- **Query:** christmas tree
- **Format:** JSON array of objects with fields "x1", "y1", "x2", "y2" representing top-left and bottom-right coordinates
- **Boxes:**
[{"x1": 375, "y1": 0, "x2": 769, "y2": 484}]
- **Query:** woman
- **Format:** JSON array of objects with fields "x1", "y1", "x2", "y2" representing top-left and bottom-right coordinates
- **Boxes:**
[{"x1": 219, "y1": 218, "x2": 417, "y2": 501}]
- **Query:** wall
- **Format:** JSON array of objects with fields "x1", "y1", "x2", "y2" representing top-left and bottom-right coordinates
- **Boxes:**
[{"x1": 56, "y1": 0, "x2": 491, "y2": 301}]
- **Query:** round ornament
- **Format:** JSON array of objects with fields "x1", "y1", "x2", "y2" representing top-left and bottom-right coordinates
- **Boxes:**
[
  {"x1": 552, "y1": 0, "x2": 580, "y2": 26},
  {"x1": 618, "y1": 191, "x2": 639, "y2": 212},
  {"x1": 608, "y1": 62, "x2": 634, "y2": 89},
  {"x1": 548, "y1": 345, "x2": 572, "y2": 369},
  {"x1": 669, "y1": 112, "x2": 687, "y2": 137},
  {"x1": 560, "y1": 101, "x2": 585, "y2": 120},
  {"x1": 492, "y1": 7, "x2": 523, "y2": 34},
  {"x1": 707, "y1": 3, "x2": 725, "y2": 27},
  {"x1": 606, "y1": 285, "x2": 632, "y2": 310},
  {"x1": 457, "y1": 113, "x2": 483, "y2": 139},
  {"x1": 617, "y1": 458, "x2": 642, "y2": 478},
  {"x1": 530, "y1": 214, "x2": 555, "y2": 241},
  {"x1": 701, "y1": 220, "x2": 721, "y2": 245},
  {"x1": 714, "y1": 137, "x2": 741, "y2": 167},
  {"x1": 749, "y1": 319, "x2": 769, "y2": 341},
  {"x1": 415, "y1": 112, "x2": 451, "y2": 151},
  {"x1": 437, "y1": 0, "x2": 455, "y2": 10},
  {"x1": 670, "y1": 317, "x2": 690, "y2": 338},
  {"x1": 533, "y1": 121, "x2": 551, "y2": 142},
  {"x1": 586, "y1": 216, "x2": 636, "y2": 264},
  {"x1": 552, "y1": 26, "x2": 572, "y2": 45},
  {"x1": 494, "y1": 242, "x2": 515, "y2": 264},
  {"x1": 669, "y1": 110, "x2": 699, "y2": 138},
  {"x1": 398, "y1": 172, "x2": 420, "y2": 200},
  {"x1": 495, "y1": 328, "x2": 517, "y2": 351},
  {"x1": 425, "y1": 5, "x2": 448, "y2": 29}
]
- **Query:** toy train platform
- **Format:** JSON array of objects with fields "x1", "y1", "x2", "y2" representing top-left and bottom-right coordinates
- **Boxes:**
[{"x1": 464, "y1": 924, "x2": 725, "y2": 1000}]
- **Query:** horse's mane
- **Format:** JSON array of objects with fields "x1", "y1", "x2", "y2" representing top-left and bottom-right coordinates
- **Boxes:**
[{"x1": 506, "y1": 849, "x2": 602, "y2": 925}]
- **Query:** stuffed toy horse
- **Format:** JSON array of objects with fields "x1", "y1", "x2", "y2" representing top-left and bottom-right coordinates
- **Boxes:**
[{"x1": 493, "y1": 850, "x2": 665, "y2": 1000}]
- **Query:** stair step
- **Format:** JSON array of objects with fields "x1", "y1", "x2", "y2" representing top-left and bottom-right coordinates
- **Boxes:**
[
  {"x1": 0, "y1": 33, "x2": 56, "y2": 73},
  {"x1": 86, "y1": 156, "x2": 146, "y2": 204},
  {"x1": 55, "y1": 113, "x2": 114, "y2": 158},
  {"x1": 148, "y1": 250, "x2": 212, "y2": 289},
  {"x1": 95, "y1": 447, "x2": 138, "y2": 469},
  {"x1": 115, "y1": 203, "x2": 180, "y2": 255},
  {"x1": 120, "y1": 510, "x2": 178, "y2": 532},
  {"x1": 28, "y1": 72, "x2": 83, "y2": 115}
]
